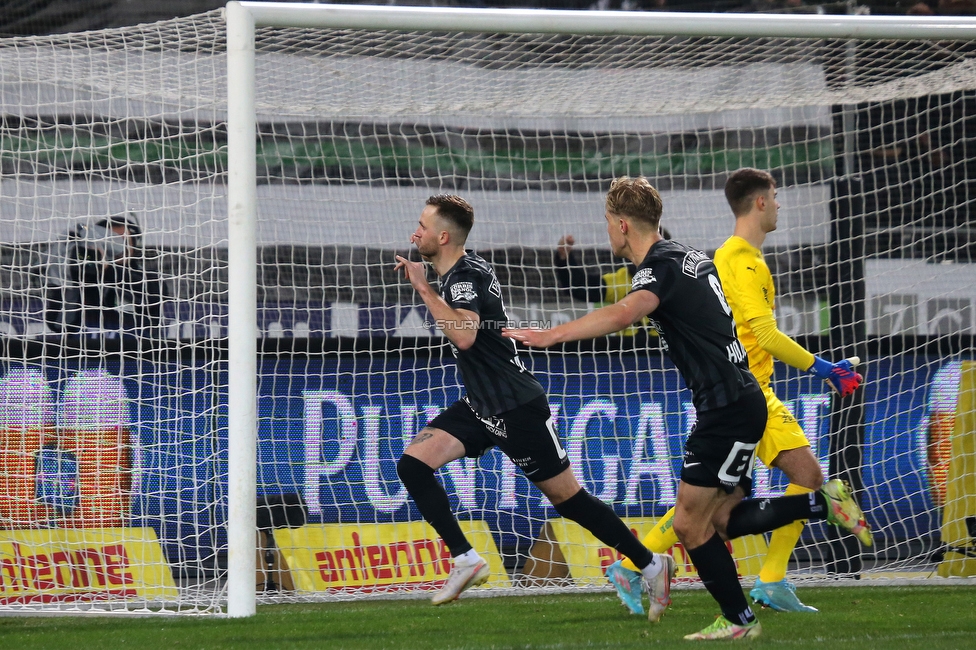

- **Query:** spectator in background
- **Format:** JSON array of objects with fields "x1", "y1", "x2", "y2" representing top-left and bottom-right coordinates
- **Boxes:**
[
  {"x1": 553, "y1": 227, "x2": 670, "y2": 335},
  {"x1": 45, "y1": 214, "x2": 167, "y2": 341},
  {"x1": 938, "y1": 0, "x2": 976, "y2": 13},
  {"x1": 903, "y1": 0, "x2": 976, "y2": 15},
  {"x1": 906, "y1": 2, "x2": 935, "y2": 14}
]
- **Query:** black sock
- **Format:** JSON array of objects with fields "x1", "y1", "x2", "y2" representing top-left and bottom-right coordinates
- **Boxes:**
[
  {"x1": 686, "y1": 533, "x2": 755, "y2": 625},
  {"x1": 553, "y1": 488, "x2": 654, "y2": 571},
  {"x1": 726, "y1": 491, "x2": 828, "y2": 539},
  {"x1": 396, "y1": 455, "x2": 472, "y2": 556}
]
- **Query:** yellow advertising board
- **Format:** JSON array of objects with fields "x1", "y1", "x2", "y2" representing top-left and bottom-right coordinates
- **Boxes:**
[
  {"x1": 545, "y1": 517, "x2": 768, "y2": 585},
  {"x1": 275, "y1": 521, "x2": 510, "y2": 594},
  {"x1": 938, "y1": 361, "x2": 976, "y2": 577},
  {"x1": 0, "y1": 527, "x2": 178, "y2": 604}
]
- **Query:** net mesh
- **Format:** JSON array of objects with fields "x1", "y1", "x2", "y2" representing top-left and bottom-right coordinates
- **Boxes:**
[{"x1": 0, "y1": 9, "x2": 973, "y2": 613}]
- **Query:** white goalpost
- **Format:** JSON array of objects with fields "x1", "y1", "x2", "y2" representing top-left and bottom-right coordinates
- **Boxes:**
[
  {"x1": 2, "y1": 1, "x2": 976, "y2": 618},
  {"x1": 223, "y1": 1, "x2": 976, "y2": 618}
]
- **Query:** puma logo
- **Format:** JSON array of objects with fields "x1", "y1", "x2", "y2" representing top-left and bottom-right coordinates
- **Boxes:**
[{"x1": 746, "y1": 266, "x2": 757, "y2": 272}]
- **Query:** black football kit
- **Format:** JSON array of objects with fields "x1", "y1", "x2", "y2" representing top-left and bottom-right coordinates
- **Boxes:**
[
  {"x1": 427, "y1": 252, "x2": 569, "y2": 482},
  {"x1": 630, "y1": 239, "x2": 766, "y2": 493}
]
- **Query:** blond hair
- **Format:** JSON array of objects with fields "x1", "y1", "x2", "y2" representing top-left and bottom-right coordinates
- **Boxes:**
[{"x1": 605, "y1": 176, "x2": 663, "y2": 230}]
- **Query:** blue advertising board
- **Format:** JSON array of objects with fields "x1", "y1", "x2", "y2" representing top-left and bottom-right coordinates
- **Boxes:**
[{"x1": 0, "y1": 352, "x2": 958, "y2": 563}]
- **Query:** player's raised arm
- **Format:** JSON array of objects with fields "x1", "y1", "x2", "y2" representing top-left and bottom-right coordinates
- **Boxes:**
[
  {"x1": 504, "y1": 284, "x2": 659, "y2": 347},
  {"x1": 394, "y1": 254, "x2": 479, "y2": 350}
]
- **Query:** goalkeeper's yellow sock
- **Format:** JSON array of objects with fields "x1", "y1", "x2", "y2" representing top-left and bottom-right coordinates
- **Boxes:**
[
  {"x1": 758, "y1": 483, "x2": 813, "y2": 584},
  {"x1": 620, "y1": 507, "x2": 679, "y2": 572}
]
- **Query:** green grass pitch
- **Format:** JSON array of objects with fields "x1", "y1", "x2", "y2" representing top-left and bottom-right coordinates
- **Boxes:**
[{"x1": 2, "y1": 585, "x2": 974, "y2": 649}]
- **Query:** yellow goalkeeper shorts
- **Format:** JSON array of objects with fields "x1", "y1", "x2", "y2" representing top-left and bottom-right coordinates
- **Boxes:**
[{"x1": 755, "y1": 385, "x2": 810, "y2": 469}]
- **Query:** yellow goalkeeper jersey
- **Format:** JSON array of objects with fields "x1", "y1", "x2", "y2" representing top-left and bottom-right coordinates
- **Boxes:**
[
  {"x1": 603, "y1": 266, "x2": 646, "y2": 336},
  {"x1": 713, "y1": 235, "x2": 814, "y2": 387},
  {"x1": 603, "y1": 265, "x2": 633, "y2": 305}
]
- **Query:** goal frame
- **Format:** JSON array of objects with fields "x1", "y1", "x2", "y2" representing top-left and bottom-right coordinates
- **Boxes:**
[{"x1": 224, "y1": 1, "x2": 976, "y2": 618}]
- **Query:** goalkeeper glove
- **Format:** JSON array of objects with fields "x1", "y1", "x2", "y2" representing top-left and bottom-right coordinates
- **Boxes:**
[{"x1": 808, "y1": 356, "x2": 863, "y2": 397}]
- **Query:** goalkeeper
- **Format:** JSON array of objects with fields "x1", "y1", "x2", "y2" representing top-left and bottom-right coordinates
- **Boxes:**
[{"x1": 610, "y1": 167, "x2": 868, "y2": 615}]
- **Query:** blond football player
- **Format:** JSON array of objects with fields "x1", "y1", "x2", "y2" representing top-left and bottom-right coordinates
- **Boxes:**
[{"x1": 612, "y1": 168, "x2": 869, "y2": 615}]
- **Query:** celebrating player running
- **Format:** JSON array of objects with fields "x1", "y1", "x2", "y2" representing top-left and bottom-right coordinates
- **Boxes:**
[
  {"x1": 394, "y1": 194, "x2": 673, "y2": 611},
  {"x1": 505, "y1": 176, "x2": 871, "y2": 640},
  {"x1": 607, "y1": 168, "x2": 870, "y2": 616}
]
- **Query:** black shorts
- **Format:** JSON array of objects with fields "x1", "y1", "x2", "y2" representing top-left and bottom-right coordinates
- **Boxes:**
[
  {"x1": 681, "y1": 389, "x2": 767, "y2": 495},
  {"x1": 427, "y1": 395, "x2": 570, "y2": 483}
]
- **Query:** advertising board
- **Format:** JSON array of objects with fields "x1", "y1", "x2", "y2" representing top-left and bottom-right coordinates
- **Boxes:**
[{"x1": 0, "y1": 352, "x2": 956, "y2": 563}]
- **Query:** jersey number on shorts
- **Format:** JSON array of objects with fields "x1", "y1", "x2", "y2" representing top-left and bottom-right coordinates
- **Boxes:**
[{"x1": 718, "y1": 440, "x2": 757, "y2": 484}]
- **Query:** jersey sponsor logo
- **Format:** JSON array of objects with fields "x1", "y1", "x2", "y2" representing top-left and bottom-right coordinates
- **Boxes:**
[
  {"x1": 681, "y1": 250, "x2": 710, "y2": 278},
  {"x1": 488, "y1": 277, "x2": 502, "y2": 298},
  {"x1": 450, "y1": 281, "x2": 476, "y2": 303},
  {"x1": 681, "y1": 450, "x2": 702, "y2": 472},
  {"x1": 631, "y1": 268, "x2": 657, "y2": 290},
  {"x1": 648, "y1": 318, "x2": 669, "y2": 351},
  {"x1": 478, "y1": 414, "x2": 508, "y2": 439}
]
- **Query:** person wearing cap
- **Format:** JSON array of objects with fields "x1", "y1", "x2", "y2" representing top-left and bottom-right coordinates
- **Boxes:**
[{"x1": 45, "y1": 214, "x2": 168, "y2": 341}]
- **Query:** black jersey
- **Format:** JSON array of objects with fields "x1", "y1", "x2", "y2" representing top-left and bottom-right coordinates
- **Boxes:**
[
  {"x1": 438, "y1": 252, "x2": 545, "y2": 416},
  {"x1": 630, "y1": 239, "x2": 759, "y2": 412}
]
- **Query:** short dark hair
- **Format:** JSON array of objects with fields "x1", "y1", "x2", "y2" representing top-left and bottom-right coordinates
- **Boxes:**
[
  {"x1": 605, "y1": 176, "x2": 663, "y2": 230},
  {"x1": 426, "y1": 194, "x2": 474, "y2": 243},
  {"x1": 725, "y1": 168, "x2": 775, "y2": 217}
]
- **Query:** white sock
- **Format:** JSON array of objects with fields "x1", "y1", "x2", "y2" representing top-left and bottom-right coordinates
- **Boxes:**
[
  {"x1": 454, "y1": 549, "x2": 483, "y2": 567},
  {"x1": 641, "y1": 554, "x2": 663, "y2": 581}
]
